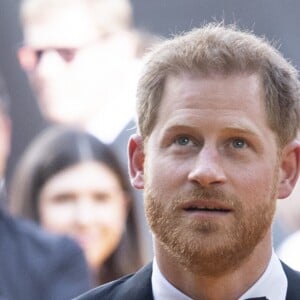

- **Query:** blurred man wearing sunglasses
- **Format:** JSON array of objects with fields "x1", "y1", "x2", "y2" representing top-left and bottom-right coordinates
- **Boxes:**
[
  {"x1": 18, "y1": 0, "x2": 146, "y2": 144},
  {"x1": 17, "y1": 0, "x2": 158, "y2": 263}
]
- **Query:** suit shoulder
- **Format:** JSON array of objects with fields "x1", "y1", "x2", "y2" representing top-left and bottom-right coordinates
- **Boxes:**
[
  {"x1": 282, "y1": 261, "x2": 300, "y2": 298},
  {"x1": 0, "y1": 210, "x2": 90, "y2": 299},
  {"x1": 73, "y1": 263, "x2": 153, "y2": 300},
  {"x1": 0, "y1": 210, "x2": 84, "y2": 269},
  {"x1": 282, "y1": 261, "x2": 300, "y2": 279},
  {"x1": 73, "y1": 273, "x2": 135, "y2": 300}
]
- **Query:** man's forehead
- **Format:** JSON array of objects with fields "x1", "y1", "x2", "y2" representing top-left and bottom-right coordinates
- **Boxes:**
[
  {"x1": 152, "y1": 71, "x2": 268, "y2": 133},
  {"x1": 160, "y1": 71, "x2": 264, "y2": 108}
]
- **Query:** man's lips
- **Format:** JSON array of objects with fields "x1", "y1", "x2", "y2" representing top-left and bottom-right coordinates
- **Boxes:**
[{"x1": 180, "y1": 200, "x2": 232, "y2": 213}]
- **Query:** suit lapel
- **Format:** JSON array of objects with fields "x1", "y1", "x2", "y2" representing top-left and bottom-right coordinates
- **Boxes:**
[
  {"x1": 113, "y1": 263, "x2": 153, "y2": 300},
  {"x1": 281, "y1": 262, "x2": 300, "y2": 300}
]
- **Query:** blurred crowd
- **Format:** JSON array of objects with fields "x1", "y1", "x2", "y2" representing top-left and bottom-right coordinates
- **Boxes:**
[
  {"x1": 0, "y1": 0, "x2": 300, "y2": 299},
  {"x1": 0, "y1": 0, "x2": 158, "y2": 298}
]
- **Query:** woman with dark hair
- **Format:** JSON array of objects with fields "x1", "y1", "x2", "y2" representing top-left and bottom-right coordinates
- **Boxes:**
[{"x1": 9, "y1": 125, "x2": 143, "y2": 285}]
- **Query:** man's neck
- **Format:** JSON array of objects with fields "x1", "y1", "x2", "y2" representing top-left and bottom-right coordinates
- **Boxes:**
[{"x1": 154, "y1": 235, "x2": 273, "y2": 300}]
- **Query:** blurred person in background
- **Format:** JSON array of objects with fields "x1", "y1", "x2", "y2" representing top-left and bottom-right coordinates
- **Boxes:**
[
  {"x1": 17, "y1": 0, "x2": 158, "y2": 145},
  {"x1": 9, "y1": 125, "x2": 144, "y2": 285},
  {"x1": 17, "y1": 0, "x2": 159, "y2": 260},
  {"x1": 0, "y1": 73, "x2": 91, "y2": 299}
]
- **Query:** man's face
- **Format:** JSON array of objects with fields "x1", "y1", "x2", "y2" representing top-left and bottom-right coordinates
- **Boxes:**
[
  {"x1": 19, "y1": 4, "x2": 135, "y2": 125},
  {"x1": 142, "y1": 72, "x2": 282, "y2": 275}
]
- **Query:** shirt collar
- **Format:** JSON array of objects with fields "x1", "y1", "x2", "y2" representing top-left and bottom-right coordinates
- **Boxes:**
[
  {"x1": 152, "y1": 257, "x2": 192, "y2": 300},
  {"x1": 152, "y1": 251, "x2": 287, "y2": 300},
  {"x1": 239, "y1": 250, "x2": 287, "y2": 300}
]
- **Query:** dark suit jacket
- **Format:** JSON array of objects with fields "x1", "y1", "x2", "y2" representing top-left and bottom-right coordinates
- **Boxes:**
[
  {"x1": 74, "y1": 261, "x2": 300, "y2": 300},
  {"x1": 0, "y1": 209, "x2": 91, "y2": 300}
]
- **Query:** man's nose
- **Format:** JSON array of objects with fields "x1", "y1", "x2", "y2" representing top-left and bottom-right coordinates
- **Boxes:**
[{"x1": 188, "y1": 145, "x2": 227, "y2": 187}]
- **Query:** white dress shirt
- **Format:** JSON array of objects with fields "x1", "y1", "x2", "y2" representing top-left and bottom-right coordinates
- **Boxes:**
[{"x1": 152, "y1": 251, "x2": 287, "y2": 300}]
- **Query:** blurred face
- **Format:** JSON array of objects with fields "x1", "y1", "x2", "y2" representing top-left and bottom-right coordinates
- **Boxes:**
[
  {"x1": 38, "y1": 161, "x2": 128, "y2": 271},
  {"x1": 130, "y1": 72, "x2": 297, "y2": 276},
  {"x1": 19, "y1": 4, "x2": 136, "y2": 125}
]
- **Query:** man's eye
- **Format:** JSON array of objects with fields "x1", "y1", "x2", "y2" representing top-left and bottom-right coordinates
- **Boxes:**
[
  {"x1": 231, "y1": 138, "x2": 247, "y2": 149},
  {"x1": 174, "y1": 136, "x2": 191, "y2": 146}
]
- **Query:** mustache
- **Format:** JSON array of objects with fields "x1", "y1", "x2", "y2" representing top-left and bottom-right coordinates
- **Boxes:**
[{"x1": 171, "y1": 187, "x2": 238, "y2": 208}]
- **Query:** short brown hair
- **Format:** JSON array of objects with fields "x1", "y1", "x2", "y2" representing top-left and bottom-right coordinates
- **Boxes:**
[{"x1": 137, "y1": 23, "x2": 300, "y2": 146}]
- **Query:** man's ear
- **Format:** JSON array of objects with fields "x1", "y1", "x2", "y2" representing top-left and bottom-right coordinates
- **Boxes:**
[
  {"x1": 277, "y1": 140, "x2": 300, "y2": 199},
  {"x1": 128, "y1": 134, "x2": 145, "y2": 190}
]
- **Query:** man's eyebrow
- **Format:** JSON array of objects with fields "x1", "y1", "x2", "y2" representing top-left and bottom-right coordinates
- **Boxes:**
[
  {"x1": 161, "y1": 124, "x2": 199, "y2": 135},
  {"x1": 222, "y1": 122, "x2": 262, "y2": 137}
]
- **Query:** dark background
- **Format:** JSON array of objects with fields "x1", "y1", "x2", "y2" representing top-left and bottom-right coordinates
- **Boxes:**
[{"x1": 1, "y1": 0, "x2": 300, "y2": 185}]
